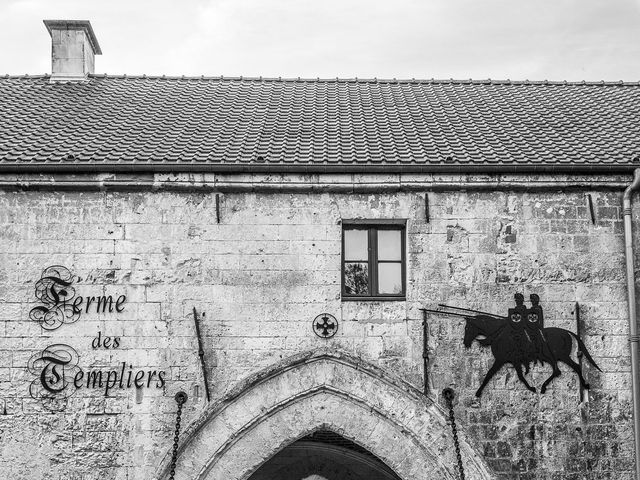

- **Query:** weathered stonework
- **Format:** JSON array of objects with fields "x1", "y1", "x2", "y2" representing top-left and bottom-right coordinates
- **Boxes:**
[
  {"x1": 0, "y1": 173, "x2": 637, "y2": 479},
  {"x1": 156, "y1": 350, "x2": 493, "y2": 480}
]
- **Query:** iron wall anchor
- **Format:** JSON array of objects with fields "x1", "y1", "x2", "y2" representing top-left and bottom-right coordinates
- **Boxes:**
[{"x1": 193, "y1": 307, "x2": 211, "y2": 402}]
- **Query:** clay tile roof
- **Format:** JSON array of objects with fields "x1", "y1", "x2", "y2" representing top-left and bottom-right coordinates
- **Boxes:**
[{"x1": 0, "y1": 75, "x2": 639, "y2": 173}]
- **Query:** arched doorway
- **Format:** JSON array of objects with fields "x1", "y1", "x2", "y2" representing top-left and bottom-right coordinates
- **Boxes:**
[
  {"x1": 248, "y1": 430, "x2": 401, "y2": 480},
  {"x1": 156, "y1": 349, "x2": 494, "y2": 480}
]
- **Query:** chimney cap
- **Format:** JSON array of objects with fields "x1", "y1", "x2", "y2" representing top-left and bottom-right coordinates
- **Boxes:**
[{"x1": 43, "y1": 20, "x2": 102, "y2": 55}]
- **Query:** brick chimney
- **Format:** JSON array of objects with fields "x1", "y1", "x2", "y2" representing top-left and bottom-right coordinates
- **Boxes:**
[{"x1": 44, "y1": 20, "x2": 102, "y2": 82}]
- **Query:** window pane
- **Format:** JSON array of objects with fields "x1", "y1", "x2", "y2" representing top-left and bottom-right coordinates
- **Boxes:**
[
  {"x1": 344, "y1": 262, "x2": 369, "y2": 295},
  {"x1": 377, "y1": 230, "x2": 402, "y2": 261},
  {"x1": 378, "y1": 263, "x2": 402, "y2": 294},
  {"x1": 344, "y1": 229, "x2": 368, "y2": 261}
]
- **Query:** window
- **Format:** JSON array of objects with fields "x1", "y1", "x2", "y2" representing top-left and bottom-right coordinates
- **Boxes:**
[{"x1": 342, "y1": 220, "x2": 406, "y2": 300}]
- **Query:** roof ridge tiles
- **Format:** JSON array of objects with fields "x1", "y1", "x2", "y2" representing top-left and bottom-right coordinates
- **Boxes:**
[
  {"x1": 30, "y1": 74, "x2": 627, "y2": 86},
  {"x1": 2, "y1": 74, "x2": 50, "y2": 79},
  {"x1": 0, "y1": 74, "x2": 639, "y2": 86}
]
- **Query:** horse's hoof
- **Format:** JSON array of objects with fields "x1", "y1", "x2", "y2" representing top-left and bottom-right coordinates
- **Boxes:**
[
  {"x1": 584, "y1": 383, "x2": 590, "y2": 390},
  {"x1": 475, "y1": 390, "x2": 482, "y2": 398},
  {"x1": 529, "y1": 387, "x2": 536, "y2": 393},
  {"x1": 540, "y1": 387, "x2": 547, "y2": 394}
]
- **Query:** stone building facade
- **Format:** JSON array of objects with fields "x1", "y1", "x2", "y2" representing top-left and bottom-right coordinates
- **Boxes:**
[{"x1": 1, "y1": 20, "x2": 640, "y2": 480}]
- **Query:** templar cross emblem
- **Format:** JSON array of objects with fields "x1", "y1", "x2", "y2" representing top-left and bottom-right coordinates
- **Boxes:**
[{"x1": 313, "y1": 313, "x2": 338, "y2": 338}]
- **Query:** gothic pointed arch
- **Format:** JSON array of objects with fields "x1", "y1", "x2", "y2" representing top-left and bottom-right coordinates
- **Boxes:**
[
  {"x1": 248, "y1": 430, "x2": 403, "y2": 480},
  {"x1": 156, "y1": 349, "x2": 494, "y2": 480}
]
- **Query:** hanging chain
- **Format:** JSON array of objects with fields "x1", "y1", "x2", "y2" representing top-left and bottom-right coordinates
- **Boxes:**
[
  {"x1": 443, "y1": 388, "x2": 466, "y2": 480},
  {"x1": 169, "y1": 391, "x2": 188, "y2": 480}
]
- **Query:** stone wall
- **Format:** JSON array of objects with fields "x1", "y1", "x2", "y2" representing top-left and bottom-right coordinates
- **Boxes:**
[{"x1": 0, "y1": 177, "x2": 635, "y2": 479}]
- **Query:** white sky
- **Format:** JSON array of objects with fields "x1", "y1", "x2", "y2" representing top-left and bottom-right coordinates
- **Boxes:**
[{"x1": 1, "y1": 0, "x2": 640, "y2": 81}]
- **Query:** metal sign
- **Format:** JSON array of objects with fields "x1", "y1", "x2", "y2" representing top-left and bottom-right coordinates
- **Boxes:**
[
  {"x1": 26, "y1": 265, "x2": 164, "y2": 411},
  {"x1": 29, "y1": 266, "x2": 80, "y2": 330},
  {"x1": 29, "y1": 265, "x2": 127, "y2": 330},
  {"x1": 425, "y1": 293, "x2": 601, "y2": 397},
  {"x1": 27, "y1": 343, "x2": 81, "y2": 411},
  {"x1": 313, "y1": 313, "x2": 338, "y2": 338}
]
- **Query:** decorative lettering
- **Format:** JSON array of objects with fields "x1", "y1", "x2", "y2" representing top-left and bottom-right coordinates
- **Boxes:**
[
  {"x1": 29, "y1": 266, "x2": 80, "y2": 330},
  {"x1": 29, "y1": 266, "x2": 128, "y2": 330},
  {"x1": 29, "y1": 350, "x2": 167, "y2": 404},
  {"x1": 27, "y1": 265, "x2": 164, "y2": 410},
  {"x1": 28, "y1": 344, "x2": 81, "y2": 411},
  {"x1": 115, "y1": 295, "x2": 126, "y2": 312},
  {"x1": 68, "y1": 294, "x2": 128, "y2": 314},
  {"x1": 92, "y1": 331, "x2": 121, "y2": 349}
]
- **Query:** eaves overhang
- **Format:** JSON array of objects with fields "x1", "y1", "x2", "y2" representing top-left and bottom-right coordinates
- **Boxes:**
[{"x1": 1, "y1": 162, "x2": 639, "y2": 175}]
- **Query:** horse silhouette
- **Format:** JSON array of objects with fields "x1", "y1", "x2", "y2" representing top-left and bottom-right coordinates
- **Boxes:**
[{"x1": 463, "y1": 315, "x2": 601, "y2": 397}]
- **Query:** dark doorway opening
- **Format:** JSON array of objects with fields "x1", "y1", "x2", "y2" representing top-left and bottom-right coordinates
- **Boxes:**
[{"x1": 248, "y1": 430, "x2": 402, "y2": 480}]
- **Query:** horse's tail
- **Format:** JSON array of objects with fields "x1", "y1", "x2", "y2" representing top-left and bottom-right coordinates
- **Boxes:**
[{"x1": 569, "y1": 332, "x2": 602, "y2": 372}]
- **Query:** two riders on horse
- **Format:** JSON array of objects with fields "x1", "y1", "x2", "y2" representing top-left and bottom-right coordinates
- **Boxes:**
[{"x1": 426, "y1": 294, "x2": 601, "y2": 396}]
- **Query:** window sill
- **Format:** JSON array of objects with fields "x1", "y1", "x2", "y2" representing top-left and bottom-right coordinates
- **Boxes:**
[{"x1": 341, "y1": 296, "x2": 406, "y2": 302}]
